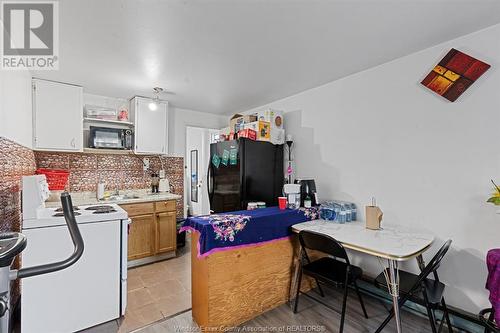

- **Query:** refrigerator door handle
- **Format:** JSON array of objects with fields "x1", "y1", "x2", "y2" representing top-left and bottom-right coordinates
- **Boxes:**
[
  {"x1": 207, "y1": 165, "x2": 210, "y2": 195},
  {"x1": 207, "y1": 164, "x2": 213, "y2": 200}
]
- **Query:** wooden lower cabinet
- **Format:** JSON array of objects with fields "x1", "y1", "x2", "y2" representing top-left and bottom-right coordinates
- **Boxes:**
[
  {"x1": 156, "y1": 211, "x2": 177, "y2": 253},
  {"x1": 128, "y1": 214, "x2": 155, "y2": 260},
  {"x1": 121, "y1": 200, "x2": 177, "y2": 261}
]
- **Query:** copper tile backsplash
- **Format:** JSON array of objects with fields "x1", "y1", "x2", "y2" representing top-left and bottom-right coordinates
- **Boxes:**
[
  {"x1": 34, "y1": 152, "x2": 184, "y2": 216},
  {"x1": 0, "y1": 137, "x2": 37, "y2": 302},
  {"x1": 0, "y1": 137, "x2": 36, "y2": 234}
]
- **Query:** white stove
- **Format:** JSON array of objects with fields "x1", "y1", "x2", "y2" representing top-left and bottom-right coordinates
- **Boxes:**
[
  {"x1": 21, "y1": 176, "x2": 129, "y2": 333},
  {"x1": 22, "y1": 203, "x2": 128, "y2": 229}
]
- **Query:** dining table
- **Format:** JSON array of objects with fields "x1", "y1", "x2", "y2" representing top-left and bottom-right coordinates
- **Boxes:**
[{"x1": 291, "y1": 220, "x2": 435, "y2": 333}]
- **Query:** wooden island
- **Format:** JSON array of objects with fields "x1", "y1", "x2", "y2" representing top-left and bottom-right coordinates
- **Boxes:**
[{"x1": 190, "y1": 232, "x2": 316, "y2": 330}]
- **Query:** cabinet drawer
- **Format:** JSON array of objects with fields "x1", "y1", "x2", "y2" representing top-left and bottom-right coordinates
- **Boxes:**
[
  {"x1": 120, "y1": 203, "x2": 154, "y2": 216},
  {"x1": 155, "y1": 200, "x2": 176, "y2": 213}
]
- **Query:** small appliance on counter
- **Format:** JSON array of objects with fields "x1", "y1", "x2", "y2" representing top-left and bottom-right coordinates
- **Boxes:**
[
  {"x1": 159, "y1": 178, "x2": 170, "y2": 193},
  {"x1": 295, "y1": 178, "x2": 319, "y2": 207},
  {"x1": 283, "y1": 184, "x2": 301, "y2": 209},
  {"x1": 89, "y1": 126, "x2": 134, "y2": 150}
]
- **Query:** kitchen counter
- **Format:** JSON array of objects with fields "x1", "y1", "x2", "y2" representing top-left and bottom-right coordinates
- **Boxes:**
[{"x1": 45, "y1": 189, "x2": 181, "y2": 208}]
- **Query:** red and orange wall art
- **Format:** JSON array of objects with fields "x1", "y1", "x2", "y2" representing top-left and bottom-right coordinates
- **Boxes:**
[{"x1": 421, "y1": 48, "x2": 490, "y2": 102}]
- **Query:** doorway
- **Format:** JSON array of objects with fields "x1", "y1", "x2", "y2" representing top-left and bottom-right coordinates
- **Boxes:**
[{"x1": 185, "y1": 127, "x2": 219, "y2": 216}]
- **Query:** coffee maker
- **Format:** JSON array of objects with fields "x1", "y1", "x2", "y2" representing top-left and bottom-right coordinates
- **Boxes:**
[
  {"x1": 295, "y1": 178, "x2": 319, "y2": 207},
  {"x1": 283, "y1": 184, "x2": 301, "y2": 209}
]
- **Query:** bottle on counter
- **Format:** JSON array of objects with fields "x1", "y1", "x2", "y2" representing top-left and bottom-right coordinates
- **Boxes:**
[
  {"x1": 344, "y1": 203, "x2": 352, "y2": 222},
  {"x1": 338, "y1": 205, "x2": 347, "y2": 224},
  {"x1": 97, "y1": 182, "x2": 105, "y2": 200},
  {"x1": 319, "y1": 202, "x2": 335, "y2": 220},
  {"x1": 304, "y1": 194, "x2": 312, "y2": 208},
  {"x1": 350, "y1": 203, "x2": 357, "y2": 221}
]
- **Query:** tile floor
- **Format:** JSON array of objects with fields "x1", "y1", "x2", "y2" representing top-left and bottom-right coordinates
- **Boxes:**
[{"x1": 81, "y1": 236, "x2": 191, "y2": 333}]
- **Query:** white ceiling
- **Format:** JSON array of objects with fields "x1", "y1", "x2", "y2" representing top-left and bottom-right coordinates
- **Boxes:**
[{"x1": 33, "y1": 0, "x2": 500, "y2": 114}]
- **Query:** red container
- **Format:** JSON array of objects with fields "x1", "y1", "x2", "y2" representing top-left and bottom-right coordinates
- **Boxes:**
[
  {"x1": 35, "y1": 168, "x2": 69, "y2": 191},
  {"x1": 278, "y1": 196, "x2": 287, "y2": 210},
  {"x1": 238, "y1": 128, "x2": 257, "y2": 141}
]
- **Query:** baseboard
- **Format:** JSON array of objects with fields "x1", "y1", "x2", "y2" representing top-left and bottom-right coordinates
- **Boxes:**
[
  {"x1": 127, "y1": 251, "x2": 177, "y2": 268},
  {"x1": 355, "y1": 278, "x2": 484, "y2": 333}
]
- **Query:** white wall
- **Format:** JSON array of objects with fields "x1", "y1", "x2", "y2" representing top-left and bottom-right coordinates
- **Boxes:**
[
  {"x1": 244, "y1": 23, "x2": 500, "y2": 313},
  {"x1": 0, "y1": 70, "x2": 33, "y2": 148},
  {"x1": 168, "y1": 107, "x2": 226, "y2": 156}
]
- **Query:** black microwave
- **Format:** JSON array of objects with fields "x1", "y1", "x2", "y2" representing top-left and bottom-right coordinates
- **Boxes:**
[{"x1": 89, "y1": 126, "x2": 134, "y2": 150}]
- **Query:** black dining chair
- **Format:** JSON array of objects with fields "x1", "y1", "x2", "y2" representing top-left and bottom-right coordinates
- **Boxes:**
[
  {"x1": 479, "y1": 308, "x2": 500, "y2": 333},
  {"x1": 293, "y1": 230, "x2": 368, "y2": 333},
  {"x1": 374, "y1": 240, "x2": 453, "y2": 333}
]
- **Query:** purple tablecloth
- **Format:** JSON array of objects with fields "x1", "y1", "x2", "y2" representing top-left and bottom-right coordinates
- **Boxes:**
[
  {"x1": 486, "y1": 249, "x2": 500, "y2": 323},
  {"x1": 181, "y1": 207, "x2": 319, "y2": 258}
]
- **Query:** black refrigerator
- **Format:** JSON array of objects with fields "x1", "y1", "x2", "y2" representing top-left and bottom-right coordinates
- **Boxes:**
[{"x1": 207, "y1": 138, "x2": 284, "y2": 213}]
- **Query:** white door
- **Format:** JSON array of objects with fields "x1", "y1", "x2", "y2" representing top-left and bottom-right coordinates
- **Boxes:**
[
  {"x1": 186, "y1": 127, "x2": 218, "y2": 216},
  {"x1": 33, "y1": 79, "x2": 83, "y2": 151},
  {"x1": 134, "y1": 97, "x2": 168, "y2": 154}
]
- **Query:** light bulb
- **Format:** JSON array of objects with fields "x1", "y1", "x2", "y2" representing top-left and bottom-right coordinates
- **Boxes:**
[{"x1": 148, "y1": 101, "x2": 158, "y2": 111}]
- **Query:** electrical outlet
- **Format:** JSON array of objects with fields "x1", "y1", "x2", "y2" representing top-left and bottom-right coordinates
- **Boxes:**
[{"x1": 143, "y1": 158, "x2": 150, "y2": 171}]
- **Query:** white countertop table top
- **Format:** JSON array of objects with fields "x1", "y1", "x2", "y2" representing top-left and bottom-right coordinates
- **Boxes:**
[{"x1": 291, "y1": 220, "x2": 434, "y2": 261}]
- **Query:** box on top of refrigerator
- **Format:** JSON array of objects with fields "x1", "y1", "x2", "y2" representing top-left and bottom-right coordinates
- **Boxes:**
[
  {"x1": 255, "y1": 109, "x2": 284, "y2": 129},
  {"x1": 243, "y1": 121, "x2": 270, "y2": 142},
  {"x1": 229, "y1": 114, "x2": 258, "y2": 133},
  {"x1": 238, "y1": 128, "x2": 257, "y2": 140}
]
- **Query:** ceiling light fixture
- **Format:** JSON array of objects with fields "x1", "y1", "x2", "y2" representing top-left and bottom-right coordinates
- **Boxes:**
[{"x1": 148, "y1": 87, "x2": 163, "y2": 111}]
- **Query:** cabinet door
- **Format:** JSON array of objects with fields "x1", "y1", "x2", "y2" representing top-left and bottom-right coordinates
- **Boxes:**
[
  {"x1": 156, "y1": 211, "x2": 176, "y2": 254},
  {"x1": 33, "y1": 79, "x2": 83, "y2": 151},
  {"x1": 128, "y1": 214, "x2": 156, "y2": 260},
  {"x1": 134, "y1": 97, "x2": 168, "y2": 154}
]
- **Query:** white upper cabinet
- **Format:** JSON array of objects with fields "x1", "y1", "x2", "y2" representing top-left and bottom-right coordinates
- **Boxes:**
[
  {"x1": 32, "y1": 79, "x2": 83, "y2": 151},
  {"x1": 131, "y1": 97, "x2": 168, "y2": 154}
]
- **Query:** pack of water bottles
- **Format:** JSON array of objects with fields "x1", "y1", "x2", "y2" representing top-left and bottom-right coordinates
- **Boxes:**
[{"x1": 319, "y1": 201, "x2": 357, "y2": 223}]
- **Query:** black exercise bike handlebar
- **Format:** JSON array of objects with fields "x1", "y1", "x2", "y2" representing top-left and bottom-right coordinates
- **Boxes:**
[{"x1": 16, "y1": 192, "x2": 85, "y2": 279}]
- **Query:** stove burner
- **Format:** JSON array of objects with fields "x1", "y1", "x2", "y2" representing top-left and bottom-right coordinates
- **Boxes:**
[
  {"x1": 55, "y1": 206, "x2": 80, "y2": 212},
  {"x1": 85, "y1": 205, "x2": 114, "y2": 211},
  {"x1": 53, "y1": 212, "x2": 81, "y2": 217},
  {"x1": 92, "y1": 208, "x2": 117, "y2": 214}
]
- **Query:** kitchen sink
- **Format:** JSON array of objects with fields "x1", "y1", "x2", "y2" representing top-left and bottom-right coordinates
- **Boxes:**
[{"x1": 101, "y1": 194, "x2": 140, "y2": 201}]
